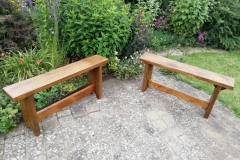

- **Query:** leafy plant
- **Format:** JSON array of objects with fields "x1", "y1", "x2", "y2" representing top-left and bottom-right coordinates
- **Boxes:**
[
  {"x1": 170, "y1": 0, "x2": 215, "y2": 36},
  {"x1": 202, "y1": 0, "x2": 240, "y2": 50},
  {"x1": 123, "y1": 7, "x2": 152, "y2": 57},
  {"x1": 59, "y1": 0, "x2": 131, "y2": 60},
  {"x1": 147, "y1": 30, "x2": 181, "y2": 51},
  {"x1": 24, "y1": 0, "x2": 65, "y2": 68},
  {"x1": 0, "y1": 49, "x2": 53, "y2": 85},
  {"x1": 114, "y1": 51, "x2": 144, "y2": 79},
  {"x1": 0, "y1": 90, "x2": 21, "y2": 134}
]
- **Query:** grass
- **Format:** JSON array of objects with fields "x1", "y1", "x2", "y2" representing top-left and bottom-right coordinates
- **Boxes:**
[{"x1": 166, "y1": 51, "x2": 240, "y2": 117}]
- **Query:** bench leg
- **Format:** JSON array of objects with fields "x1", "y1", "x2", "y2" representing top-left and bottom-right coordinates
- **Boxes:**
[
  {"x1": 89, "y1": 66, "x2": 103, "y2": 99},
  {"x1": 204, "y1": 86, "x2": 222, "y2": 119},
  {"x1": 142, "y1": 63, "x2": 153, "y2": 92},
  {"x1": 19, "y1": 95, "x2": 40, "y2": 136}
]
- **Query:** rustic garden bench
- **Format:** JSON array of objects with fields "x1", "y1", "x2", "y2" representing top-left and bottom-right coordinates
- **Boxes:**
[
  {"x1": 3, "y1": 55, "x2": 108, "y2": 136},
  {"x1": 139, "y1": 52, "x2": 234, "y2": 118}
]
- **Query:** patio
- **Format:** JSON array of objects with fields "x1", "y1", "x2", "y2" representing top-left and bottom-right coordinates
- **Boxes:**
[{"x1": 1, "y1": 68, "x2": 240, "y2": 160}]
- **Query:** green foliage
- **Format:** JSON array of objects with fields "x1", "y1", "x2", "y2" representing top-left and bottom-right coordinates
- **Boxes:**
[
  {"x1": 0, "y1": 90, "x2": 21, "y2": 134},
  {"x1": 0, "y1": 0, "x2": 36, "y2": 52},
  {"x1": 0, "y1": 49, "x2": 53, "y2": 85},
  {"x1": 170, "y1": 0, "x2": 214, "y2": 36},
  {"x1": 114, "y1": 52, "x2": 144, "y2": 79},
  {"x1": 148, "y1": 30, "x2": 181, "y2": 50},
  {"x1": 26, "y1": 0, "x2": 65, "y2": 68},
  {"x1": 34, "y1": 75, "x2": 88, "y2": 110},
  {"x1": 59, "y1": 0, "x2": 131, "y2": 59},
  {"x1": 123, "y1": 3, "x2": 154, "y2": 57},
  {"x1": 203, "y1": 0, "x2": 240, "y2": 50}
]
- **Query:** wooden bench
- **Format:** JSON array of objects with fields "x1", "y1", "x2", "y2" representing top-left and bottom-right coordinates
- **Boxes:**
[
  {"x1": 139, "y1": 52, "x2": 234, "y2": 118},
  {"x1": 2, "y1": 55, "x2": 108, "y2": 136}
]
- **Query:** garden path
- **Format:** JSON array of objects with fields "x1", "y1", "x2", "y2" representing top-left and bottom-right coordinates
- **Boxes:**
[{"x1": 1, "y1": 51, "x2": 240, "y2": 159}]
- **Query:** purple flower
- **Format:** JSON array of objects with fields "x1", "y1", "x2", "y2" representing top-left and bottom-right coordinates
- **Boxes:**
[
  {"x1": 198, "y1": 34, "x2": 204, "y2": 42},
  {"x1": 33, "y1": 8, "x2": 37, "y2": 13},
  {"x1": 21, "y1": 7, "x2": 25, "y2": 12},
  {"x1": 27, "y1": 0, "x2": 33, "y2": 5}
]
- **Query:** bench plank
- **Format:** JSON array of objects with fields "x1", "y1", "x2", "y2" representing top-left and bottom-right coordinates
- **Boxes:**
[
  {"x1": 3, "y1": 55, "x2": 108, "y2": 102},
  {"x1": 148, "y1": 80, "x2": 208, "y2": 108},
  {"x1": 140, "y1": 52, "x2": 235, "y2": 118},
  {"x1": 140, "y1": 52, "x2": 234, "y2": 90}
]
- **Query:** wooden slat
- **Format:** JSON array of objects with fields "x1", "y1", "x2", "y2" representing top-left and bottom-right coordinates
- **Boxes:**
[
  {"x1": 148, "y1": 80, "x2": 208, "y2": 109},
  {"x1": 140, "y1": 52, "x2": 234, "y2": 90},
  {"x1": 3, "y1": 55, "x2": 108, "y2": 102},
  {"x1": 204, "y1": 86, "x2": 222, "y2": 118},
  {"x1": 37, "y1": 84, "x2": 94, "y2": 121}
]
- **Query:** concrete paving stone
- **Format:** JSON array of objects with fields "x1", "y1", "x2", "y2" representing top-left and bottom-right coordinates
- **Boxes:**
[
  {"x1": 58, "y1": 115, "x2": 76, "y2": 127},
  {"x1": 203, "y1": 127, "x2": 227, "y2": 147},
  {"x1": 145, "y1": 110, "x2": 160, "y2": 121},
  {"x1": 25, "y1": 134, "x2": 45, "y2": 159},
  {"x1": 151, "y1": 118, "x2": 168, "y2": 131},
  {"x1": 33, "y1": 154, "x2": 47, "y2": 160},
  {"x1": 161, "y1": 113, "x2": 175, "y2": 127},
  {"x1": 0, "y1": 144, "x2": 3, "y2": 157},
  {"x1": 41, "y1": 115, "x2": 59, "y2": 134},
  {"x1": 5, "y1": 123, "x2": 25, "y2": 139},
  {"x1": 57, "y1": 108, "x2": 71, "y2": 118},
  {"x1": 0, "y1": 134, "x2": 4, "y2": 145},
  {"x1": 3, "y1": 135, "x2": 25, "y2": 160},
  {"x1": 70, "y1": 103, "x2": 87, "y2": 118},
  {"x1": 85, "y1": 104, "x2": 100, "y2": 114}
]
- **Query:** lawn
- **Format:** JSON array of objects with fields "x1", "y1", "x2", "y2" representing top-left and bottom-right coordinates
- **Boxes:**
[{"x1": 166, "y1": 51, "x2": 240, "y2": 117}]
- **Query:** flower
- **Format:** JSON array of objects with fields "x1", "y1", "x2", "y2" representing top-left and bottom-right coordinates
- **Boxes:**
[
  {"x1": 49, "y1": 28, "x2": 54, "y2": 34},
  {"x1": 19, "y1": 59, "x2": 24, "y2": 65},
  {"x1": 36, "y1": 59, "x2": 42, "y2": 65},
  {"x1": 27, "y1": 0, "x2": 33, "y2": 5}
]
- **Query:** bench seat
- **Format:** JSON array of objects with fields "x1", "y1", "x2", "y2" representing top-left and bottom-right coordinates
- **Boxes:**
[
  {"x1": 3, "y1": 55, "x2": 108, "y2": 136},
  {"x1": 139, "y1": 52, "x2": 234, "y2": 118}
]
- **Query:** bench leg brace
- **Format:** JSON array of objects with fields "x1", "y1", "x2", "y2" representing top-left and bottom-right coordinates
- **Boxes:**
[
  {"x1": 89, "y1": 66, "x2": 103, "y2": 99},
  {"x1": 142, "y1": 63, "x2": 153, "y2": 92},
  {"x1": 20, "y1": 95, "x2": 40, "y2": 136},
  {"x1": 204, "y1": 86, "x2": 222, "y2": 119}
]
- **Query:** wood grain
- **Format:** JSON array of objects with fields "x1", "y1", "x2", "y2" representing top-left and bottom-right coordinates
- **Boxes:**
[
  {"x1": 148, "y1": 80, "x2": 208, "y2": 109},
  {"x1": 37, "y1": 84, "x2": 95, "y2": 121},
  {"x1": 89, "y1": 67, "x2": 102, "y2": 99},
  {"x1": 140, "y1": 52, "x2": 234, "y2": 90},
  {"x1": 3, "y1": 55, "x2": 109, "y2": 101},
  {"x1": 20, "y1": 96, "x2": 40, "y2": 136},
  {"x1": 142, "y1": 63, "x2": 153, "y2": 92},
  {"x1": 204, "y1": 86, "x2": 222, "y2": 118}
]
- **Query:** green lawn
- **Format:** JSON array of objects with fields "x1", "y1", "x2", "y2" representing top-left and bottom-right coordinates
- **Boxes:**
[{"x1": 166, "y1": 51, "x2": 240, "y2": 117}]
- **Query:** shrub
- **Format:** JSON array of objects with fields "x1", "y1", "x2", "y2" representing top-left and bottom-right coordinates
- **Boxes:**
[
  {"x1": 202, "y1": 0, "x2": 240, "y2": 50},
  {"x1": 114, "y1": 51, "x2": 144, "y2": 79},
  {"x1": 122, "y1": 0, "x2": 160, "y2": 57},
  {"x1": 0, "y1": 0, "x2": 36, "y2": 52},
  {"x1": 170, "y1": 0, "x2": 215, "y2": 36},
  {"x1": 59, "y1": 0, "x2": 131, "y2": 60}
]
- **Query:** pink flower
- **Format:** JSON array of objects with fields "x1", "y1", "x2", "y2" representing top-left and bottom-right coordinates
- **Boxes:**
[
  {"x1": 19, "y1": 59, "x2": 24, "y2": 65},
  {"x1": 36, "y1": 59, "x2": 42, "y2": 65}
]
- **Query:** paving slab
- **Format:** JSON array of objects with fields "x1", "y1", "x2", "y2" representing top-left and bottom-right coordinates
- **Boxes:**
[{"x1": 1, "y1": 68, "x2": 239, "y2": 160}]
